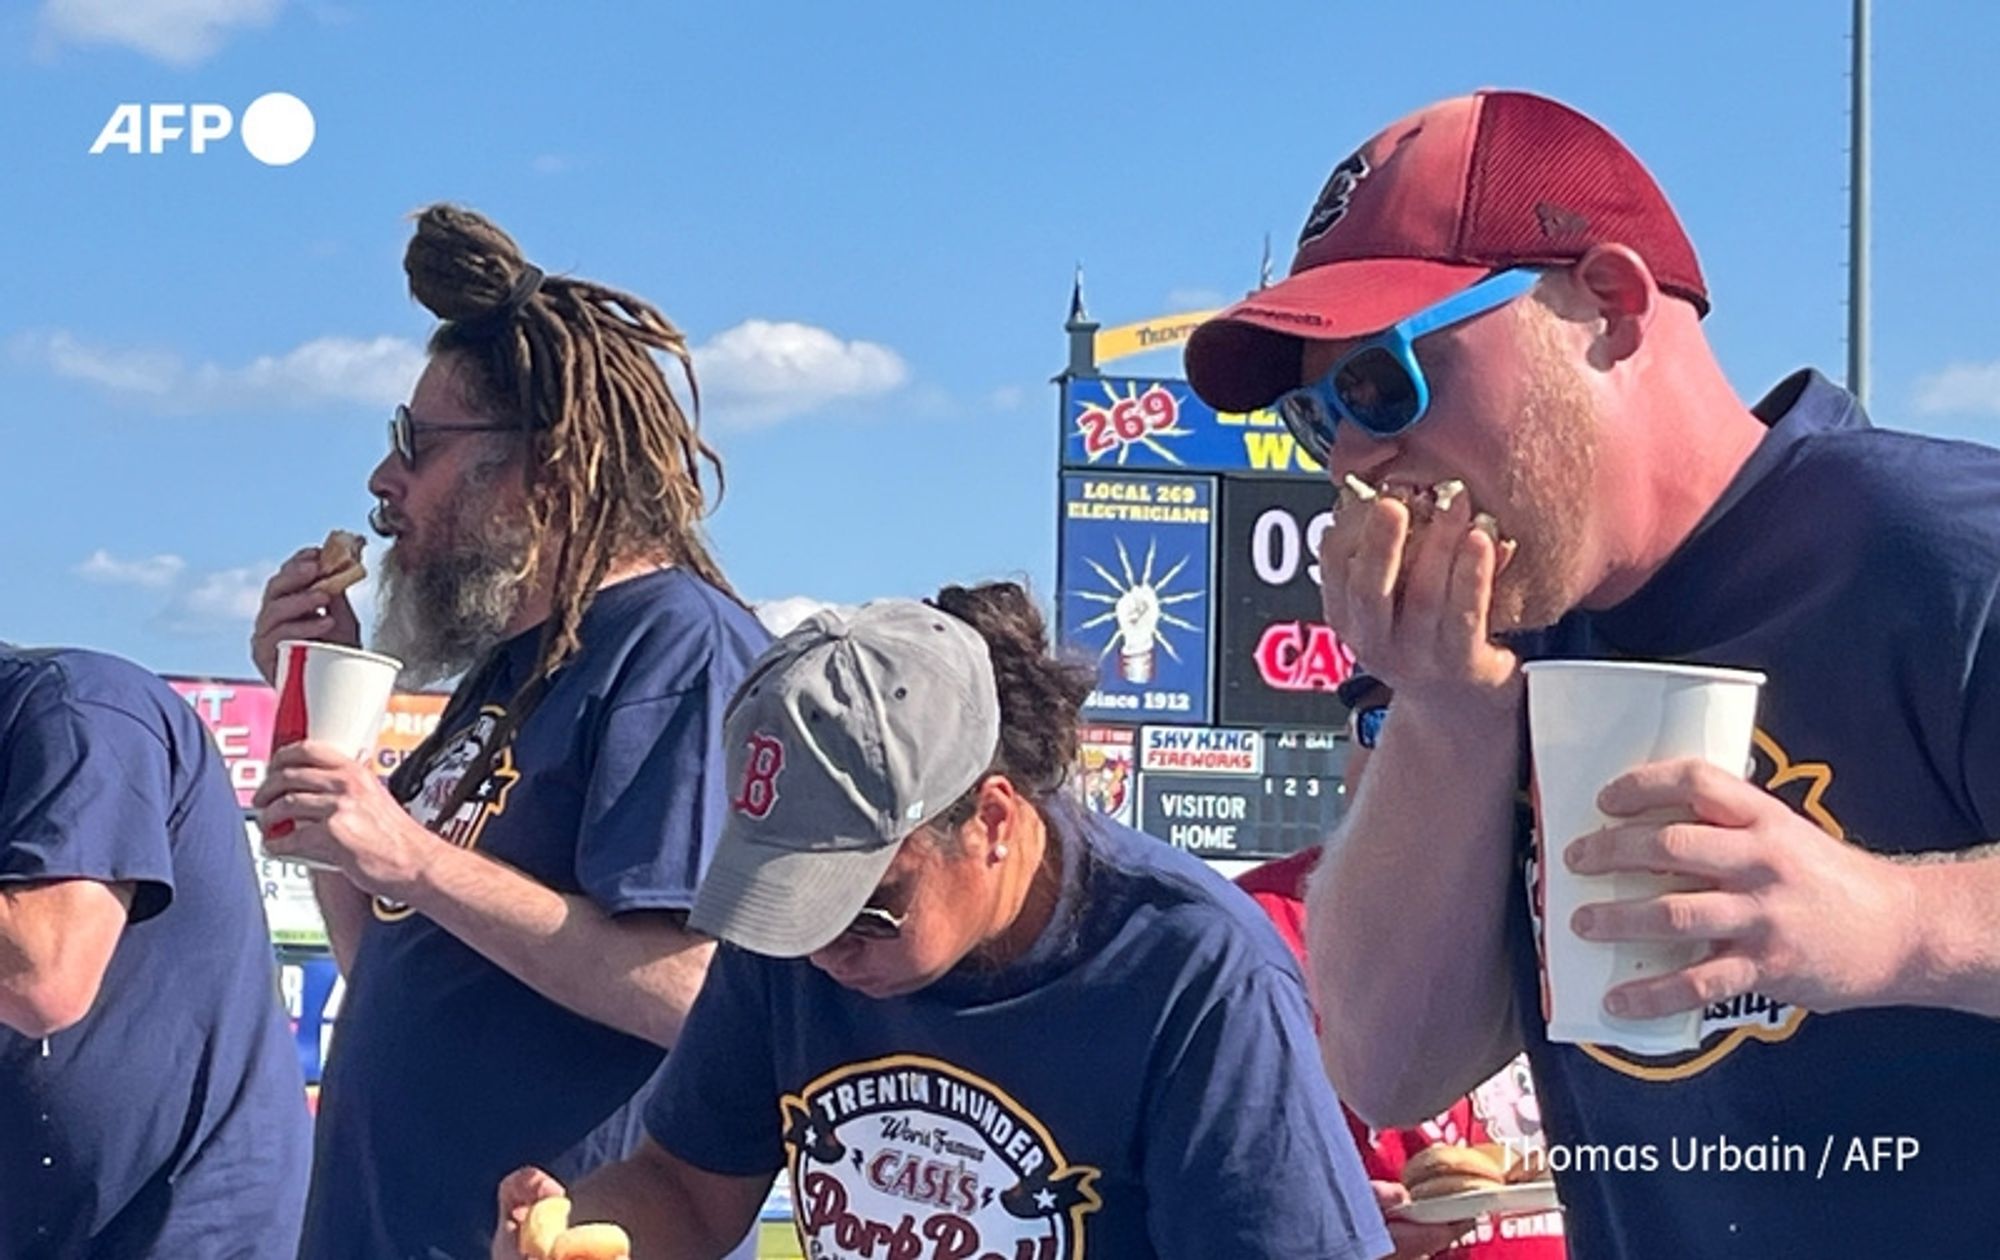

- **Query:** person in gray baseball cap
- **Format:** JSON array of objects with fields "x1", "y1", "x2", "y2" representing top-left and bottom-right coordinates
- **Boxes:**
[
  {"x1": 489, "y1": 582, "x2": 1392, "y2": 1260},
  {"x1": 681, "y1": 594, "x2": 1008, "y2": 968}
]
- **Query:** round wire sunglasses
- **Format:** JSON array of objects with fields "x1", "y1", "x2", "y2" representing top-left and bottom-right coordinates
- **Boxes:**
[{"x1": 388, "y1": 403, "x2": 523, "y2": 468}]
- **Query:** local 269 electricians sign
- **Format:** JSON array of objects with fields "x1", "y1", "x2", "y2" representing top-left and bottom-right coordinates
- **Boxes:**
[
  {"x1": 1058, "y1": 472, "x2": 1216, "y2": 724},
  {"x1": 1215, "y1": 479, "x2": 1356, "y2": 728}
]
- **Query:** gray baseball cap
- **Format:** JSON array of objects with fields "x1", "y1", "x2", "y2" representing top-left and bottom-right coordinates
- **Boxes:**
[{"x1": 688, "y1": 599, "x2": 1002, "y2": 957}]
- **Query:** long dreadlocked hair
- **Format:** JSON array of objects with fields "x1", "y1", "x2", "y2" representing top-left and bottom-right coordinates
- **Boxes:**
[{"x1": 388, "y1": 204, "x2": 742, "y2": 804}]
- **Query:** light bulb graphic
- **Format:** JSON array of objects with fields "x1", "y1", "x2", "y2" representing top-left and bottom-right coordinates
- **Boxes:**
[
  {"x1": 1113, "y1": 584, "x2": 1163, "y2": 681},
  {"x1": 1076, "y1": 535, "x2": 1204, "y2": 687}
]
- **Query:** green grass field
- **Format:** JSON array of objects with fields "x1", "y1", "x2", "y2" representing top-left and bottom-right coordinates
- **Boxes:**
[{"x1": 756, "y1": 1221, "x2": 803, "y2": 1258}]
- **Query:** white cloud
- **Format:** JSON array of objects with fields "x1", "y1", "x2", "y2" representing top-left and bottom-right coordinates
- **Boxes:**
[
  {"x1": 20, "y1": 320, "x2": 902, "y2": 427},
  {"x1": 531, "y1": 154, "x2": 575, "y2": 176},
  {"x1": 79, "y1": 546, "x2": 373, "y2": 640},
  {"x1": 692, "y1": 320, "x2": 908, "y2": 429},
  {"x1": 987, "y1": 385, "x2": 1028, "y2": 412},
  {"x1": 15, "y1": 330, "x2": 424, "y2": 412},
  {"x1": 76, "y1": 549, "x2": 187, "y2": 589},
  {"x1": 159, "y1": 564, "x2": 269, "y2": 636},
  {"x1": 28, "y1": 332, "x2": 181, "y2": 396},
  {"x1": 74, "y1": 547, "x2": 278, "y2": 639},
  {"x1": 1914, "y1": 361, "x2": 2000, "y2": 416},
  {"x1": 38, "y1": 0, "x2": 283, "y2": 66}
]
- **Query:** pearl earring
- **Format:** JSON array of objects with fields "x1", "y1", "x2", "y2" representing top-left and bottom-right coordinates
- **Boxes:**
[{"x1": 993, "y1": 843, "x2": 1009, "y2": 860}]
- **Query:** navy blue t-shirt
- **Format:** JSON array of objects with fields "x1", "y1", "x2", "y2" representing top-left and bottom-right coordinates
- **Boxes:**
[
  {"x1": 301, "y1": 569, "x2": 768, "y2": 1260},
  {"x1": 646, "y1": 806, "x2": 1392, "y2": 1260},
  {"x1": 1506, "y1": 371, "x2": 2000, "y2": 1256},
  {"x1": 0, "y1": 648, "x2": 309, "y2": 1258}
]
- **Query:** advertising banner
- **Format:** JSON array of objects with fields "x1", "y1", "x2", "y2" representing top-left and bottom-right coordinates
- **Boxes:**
[
  {"x1": 1061, "y1": 377, "x2": 1324, "y2": 477},
  {"x1": 1214, "y1": 478, "x2": 1359, "y2": 728},
  {"x1": 1092, "y1": 312, "x2": 1217, "y2": 365},
  {"x1": 249, "y1": 818, "x2": 328, "y2": 948},
  {"x1": 171, "y1": 677, "x2": 447, "y2": 950},
  {"x1": 168, "y1": 676, "x2": 447, "y2": 807},
  {"x1": 1058, "y1": 472, "x2": 1215, "y2": 724},
  {"x1": 169, "y1": 679, "x2": 278, "y2": 806},
  {"x1": 277, "y1": 951, "x2": 343, "y2": 1086},
  {"x1": 1071, "y1": 725, "x2": 1137, "y2": 826},
  {"x1": 373, "y1": 692, "x2": 449, "y2": 777},
  {"x1": 1138, "y1": 726, "x2": 1262, "y2": 776},
  {"x1": 1135, "y1": 729, "x2": 1349, "y2": 860}
]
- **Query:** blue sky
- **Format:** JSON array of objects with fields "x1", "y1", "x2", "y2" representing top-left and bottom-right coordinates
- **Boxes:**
[{"x1": 4, "y1": 1, "x2": 1998, "y2": 679}]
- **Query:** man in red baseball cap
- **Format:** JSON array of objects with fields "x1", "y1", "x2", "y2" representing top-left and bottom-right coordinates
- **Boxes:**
[{"x1": 1190, "y1": 90, "x2": 2000, "y2": 1258}]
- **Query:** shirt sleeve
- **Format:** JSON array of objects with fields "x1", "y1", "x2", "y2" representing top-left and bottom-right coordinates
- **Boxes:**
[
  {"x1": 1241, "y1": 887, "x2": 1310, "y2": 971},
  {"x1": 643, "y1": 943, "x2": 786, "y2": 1177},
  {"x1": 576, "y1": 683, "x2": 726, "y2": 914},
  {"x1": 1143, "y1": 963, "x2": 1391, "y2": 1260},
  {"x1": 0, "y1": 685, "x2": 176, "y2": 922}
]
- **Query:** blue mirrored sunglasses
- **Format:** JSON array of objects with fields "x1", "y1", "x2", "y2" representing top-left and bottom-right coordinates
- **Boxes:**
[
  {"x1": 1353, "y1": 703, "x2": 1389, "y2": 750},
  {"x1": 1276, "y1": 268, "x2": 1542, "y2": 464}
]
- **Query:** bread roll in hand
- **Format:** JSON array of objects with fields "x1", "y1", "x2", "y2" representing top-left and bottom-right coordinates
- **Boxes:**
[{"x1": 311, "y1": 529, "x2": 367, "y2": 599}]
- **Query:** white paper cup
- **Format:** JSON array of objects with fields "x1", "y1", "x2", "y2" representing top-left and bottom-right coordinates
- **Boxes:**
[
  {"x1": 1523, "y1": 659, "x2": 1765, "y2": 1054},
  {"x1": 273, "y1": 640, "x2": 401, "y2": 755},
  {"x1": 264, "y1": 640, "x2": 402, "y2": 866}
]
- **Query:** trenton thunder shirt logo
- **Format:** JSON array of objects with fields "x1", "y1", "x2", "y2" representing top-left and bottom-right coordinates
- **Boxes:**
[
  {"x1": 373, "y1": 704, "x2": 521, "y2": 921},
  {"x1": 1526, "y1": 728, "x2": 1837, "y2": 1080},
  {"x1": 781, "y1": 1055, "x2": 1102, "y2": 1260}
]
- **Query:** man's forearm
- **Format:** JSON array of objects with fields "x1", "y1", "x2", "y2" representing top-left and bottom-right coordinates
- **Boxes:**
[
  {"x1": 397, "y1": 842, "x2": 714, "y2": 1047},
  {"x1": 310, "y1": 870, "x2": 372, "y2": 975},
  {"x1": 1901, "y1": 844, "x2": 2000, "y2": 1017},
  {"x1": 1308, "y1": 693, "x2": 1525, "y2": 1124}
]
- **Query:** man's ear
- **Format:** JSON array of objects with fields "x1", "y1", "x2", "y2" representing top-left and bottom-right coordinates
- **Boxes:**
[{"x1": 1569, "y1": 244, "x2": 1657, "y2": 369}]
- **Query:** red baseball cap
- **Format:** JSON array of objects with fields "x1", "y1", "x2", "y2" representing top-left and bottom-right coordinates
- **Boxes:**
[{"x1": 1184, "y1": 90, "x2": 1708, "y2": 414}]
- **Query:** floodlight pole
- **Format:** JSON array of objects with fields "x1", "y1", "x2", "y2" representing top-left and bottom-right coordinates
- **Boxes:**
[{"x1": 1847, "y1": 0, "x2": 1870, "y2": 408}]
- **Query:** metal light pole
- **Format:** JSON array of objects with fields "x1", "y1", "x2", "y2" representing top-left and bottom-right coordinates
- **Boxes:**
[{"x1": 1848, "y1": 0, "x2": 1870, "y2": 408}]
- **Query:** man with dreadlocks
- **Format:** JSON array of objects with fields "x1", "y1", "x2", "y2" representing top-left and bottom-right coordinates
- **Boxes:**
[{"x1": 251, "y1": 204, "x2": 767, "y2": 1260}]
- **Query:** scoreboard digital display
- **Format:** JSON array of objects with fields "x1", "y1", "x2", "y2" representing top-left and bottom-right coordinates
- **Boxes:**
[
  {"x1": 1135, "y1": 729, "x2": 1350, "y2": 860},
  {"x1": 1214, "y1": 479, "x2": 1358, "y2": 728}
]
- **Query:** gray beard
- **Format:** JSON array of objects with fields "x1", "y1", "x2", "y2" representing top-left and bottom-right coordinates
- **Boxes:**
[{"x1": 371, "y1": 518, "x2": 534, "y2": 691}]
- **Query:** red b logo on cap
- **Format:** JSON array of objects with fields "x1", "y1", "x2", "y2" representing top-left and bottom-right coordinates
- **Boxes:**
[{"x1": 733, "y1": 733, "x2": 785, "y2": 819}]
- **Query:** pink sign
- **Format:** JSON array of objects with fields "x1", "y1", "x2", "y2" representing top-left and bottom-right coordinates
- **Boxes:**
[{"x1": 167, "y1": 676, "x2": 446, "y2": 806}]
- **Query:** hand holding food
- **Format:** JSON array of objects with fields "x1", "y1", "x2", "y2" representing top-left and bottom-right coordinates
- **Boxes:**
[
  {"x1": 250, "y1": 530, "x2": 367, "y2": 685},
  {"x1": 1320, "y1": 472, "x2": 1523, "y2": 700},
  {"x1": 1372, "y1": 1178, "x2": 1471, "y2": 1258},
  {"x1": 519, "y1": 1196, "x2": 571, "y2": 1258},
  {"x1": 1337, "y1": 474, "x2": 1518, "y2": 574},
  {"x1": 510, "y1": 1191, "x2": 632, "y2": 1260},
  {"x1": 311, "y1": 528, "x2": 368, "y2": 598}
]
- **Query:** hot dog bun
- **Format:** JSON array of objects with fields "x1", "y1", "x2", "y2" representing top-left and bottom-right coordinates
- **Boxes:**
[
  {"x1": 1338, "y1": 475, "x2": 1519, "y2": 575},
  {"x1": 519, "y1": 1195, "x2": 570, "y2": 1259},
  {"x1": 1401, "y1": 1143, "x2": 1508, "y2": 1200},
  {"x1": 311, "y1": 529, "x2": 367, "y2": 599},
  {"x1": 1505, "y1": 1148, "x2": 1553, "y2": 1184},
  {"x1": 549, "y1": 1222, "x2": 632, "y2": 1260}
]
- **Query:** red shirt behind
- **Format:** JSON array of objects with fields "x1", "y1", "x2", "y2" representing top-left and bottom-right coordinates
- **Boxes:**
[{"x1": 1237, "y1": 848, "x2": 1565, "y2": 1259}]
